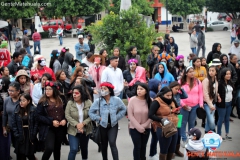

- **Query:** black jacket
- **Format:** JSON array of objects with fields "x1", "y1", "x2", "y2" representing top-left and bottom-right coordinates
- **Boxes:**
[
  {"x1": 217, "y1": 82, "x2": 233, "y2": 108},
  {"x1": 123, "y1": 70, "x2": 133, "y2": 83},
  {"x1": 88, "y1": 39, "x2": 95, "y2": 53},
  {"x1": 206, "y1": 43, "x2": 221, "y2": 64},
  {"x1": 147, "y1": 53, "x2": 159, "y2": 78},
  {"x1": 7, "y1": 60, "x2": 21, "y2": 76},
  {"x1": 12, "y1": 105, "x2": 38, "y2": 142},
  {"x1": 106, "y1": 56, "x2": 126, "y2": 71}
]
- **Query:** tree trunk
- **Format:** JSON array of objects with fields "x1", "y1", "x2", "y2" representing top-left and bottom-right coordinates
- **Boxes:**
[
  {"x1": 69, "y1": 15, "x2": 76, "y2": 29},
  {"x1": 183, "y1": 16, "x2": 188, "y2": 30},
  {"x1": 232, "y1": 19, "x2": 240, "y2": 26}
]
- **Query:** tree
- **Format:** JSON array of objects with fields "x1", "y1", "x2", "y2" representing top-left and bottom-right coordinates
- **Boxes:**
[
  {"x1": 0, "y1": 0, "x2": 38, "y2": 19},
  {"x1": 163, "y1": 0, "x2": 205, "y2": 29},
  {"x1": 87, "y1": 8, "x2": 163, "y2": 67},
  {"x1": 109, "y1": 0, "x2": 154, "y2": 15},
  {"x1": 206, "y1": 0, "x2": 240, "y2": 24},
  {"x1": 43, "y1": 0, "x2": 109, "y2": 28}
]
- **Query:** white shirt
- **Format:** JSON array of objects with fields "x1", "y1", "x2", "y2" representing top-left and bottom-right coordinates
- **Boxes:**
[
  {"x1": 76, "y1": 103, "x2": 84, "y2": 123},
  {"x1": 82, "y1": 57, "x2": 94, "y2": 68},
  {"x1": 101, "y1": 65, "x2": 124, "y2": 96},
  {"x1": 230, "y1": 30, "x2": 236, "y2": 37},
  {"x1": 225, "y1": 85, "x2": 233, "y2": 102},
  {"x1": 230, "y1": 45, "x2": 240, "y2": 60}
]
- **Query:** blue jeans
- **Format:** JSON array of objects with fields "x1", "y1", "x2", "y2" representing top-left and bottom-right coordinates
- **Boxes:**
[
  {"x1": 231, "y1": 37, "x2": 236, "y2": 44},
  {"x1": 130, "y1": 128, "x2": 150, "y2": 160},
  {"x1": 34, "y1": 41, "x2": 41, "y2": 54},
  {"x1": 180, "y1": 105, "x2": 199, "y2": 141},
  {"x1": 59, "y1": 36, "x2": 63, "y2": 45},
  {"x1": 68, "y1": 133, "x2": 90, "y2": 160},
  {"x1": 191, "y1": 47, "x2": 197, "y2": 54},
  {"x1": 156, "y1": 127, "x2": 178, "y2": 154},
  {"x1": 204, "y1": 103, "x2": 216, "y2": 132},
  {"x1": 149, "y1": 127, "x2": 158, "y2": 156},
  {"x1": 13, "y1": 33, "x2": 16, "y2": 40},
  {"x1": 217, "y1": 102, "x2": 232, "y2": 136},
  {"x1": 25, "y1": 46, "x2": 32, "y2": 55}
]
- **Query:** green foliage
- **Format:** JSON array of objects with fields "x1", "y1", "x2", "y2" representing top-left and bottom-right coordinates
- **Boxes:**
[
  {"x1": 207, "y1": 27, "x2": 213, "y2": 32},
  {"x1": 163, "y1": 0, "x2": 205, "y2": 18},
  {"x1": 206, "y1": 0, "x2": 240, "y2": 19},
  {"x1": 87, "y1": 8, "x2": 163, "y2": 67},
  {"x1": 110, "y1": 0, "x2": 154, "y2": 15},
  {"x1": 0, "y1": 0, "x2": 38, "y2": 19}
]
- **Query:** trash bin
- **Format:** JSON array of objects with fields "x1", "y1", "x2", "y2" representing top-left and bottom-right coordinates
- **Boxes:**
[{"x1": 180, "y1": 23, "x2": 184, "y2": 29}]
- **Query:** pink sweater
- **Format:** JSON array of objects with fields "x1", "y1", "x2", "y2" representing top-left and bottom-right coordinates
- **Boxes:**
[
  {"x1": 88, "y1": 65, "x2": 106, "y2": 90},
  {"x1": 179, "y1": 80, "x2": 203, "y2": 107},
  {"x1": 32, "y1": 32, "x2": 41, "y2": 41},
  {"x1": 128, "y1": 96, "x2": 152, "y2": 133}
]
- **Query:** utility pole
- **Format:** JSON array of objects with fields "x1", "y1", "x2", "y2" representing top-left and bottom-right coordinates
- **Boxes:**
[
  {"x1": 166, "y1": 0, "x2": 168, "y2": 32},
  {"x1": 205, "y1": 8, "x2": 208, "y2": 32}
]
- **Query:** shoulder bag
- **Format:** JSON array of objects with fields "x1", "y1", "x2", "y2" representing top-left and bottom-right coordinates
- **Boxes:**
[{"x1": 90, "y1": 98, "x2": 101, "y2": 145}]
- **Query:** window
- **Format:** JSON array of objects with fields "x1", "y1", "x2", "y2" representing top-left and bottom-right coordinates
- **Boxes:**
[
  {"x1": 218, "y1": 22, "x2": 224, "y2": 24},
  {"x1": 98, "y1": 14, "x2": 102, "y2": 20},
  {"x1": 58, "y1": 21, "x2": 62, "y2": 25},
  {"x1": 49, "y1": 21, "x2": 56, "y2": 25},
  {"x1": 212, "y1": 22, "x2": 218, "y2": 25}
]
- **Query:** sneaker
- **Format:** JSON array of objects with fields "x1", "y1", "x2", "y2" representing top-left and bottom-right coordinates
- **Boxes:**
[
  {"x1": 230, "y1": 118, "x2": 234, "y2": 122},
  {"x1": 230, "y1": 113, "x2": 237, "y2": 118},
  {"x1": 148, "y1": 154, "x2": 159, "y2": 160},
  {"x1": 181, "y1": 141, "x2": 187, "y2": 148},
  {"x1": 225, "y1": 135, "x2": 232, "y2": 141},
  {"x1": 118, "y1": 126, "x2": 120, "y2": 130}
]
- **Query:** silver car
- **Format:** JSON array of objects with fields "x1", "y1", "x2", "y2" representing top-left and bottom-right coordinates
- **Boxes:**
[{"x1": 207, "y1": 21, "x2": 230, "y2": 31}]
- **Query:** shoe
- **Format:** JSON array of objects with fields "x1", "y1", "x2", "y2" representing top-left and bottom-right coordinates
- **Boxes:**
[
  {"x1": 148, "y1": 154, "x2": 158, "y2": 160},
  {"x1": 201, "y1": 122, "x2": 205, "y2": 128},
  {"x1": 225, "y1": 135, "x2": 232, "y2": 141},
  {"x1": 181, "y1": 141, "x2": 186, "y2": 148},
  {"x1": 230, "y1": 118, "x2": 234, "y2": 122},
  {"x1": 167, "y1": 153, "x2": 174, "y2": 160},
  {"x1": 195, "y1": 121, "x2": 197, "y2": 126},
  {"x1": 230, "y1": 113, "x2": 237, "y2": 118},
  {"x1": 238, "y1": 116, "x2": 240, "y2": 119},
  {"x1": 175, "y1": 144, "x2": 184, "y2": 157},
  {"x1": 118, "y1": 126, "x2": 120, "y2": 130},
  {"x1": 159, "y1": 153, "x2": 167, "y2": 160}
]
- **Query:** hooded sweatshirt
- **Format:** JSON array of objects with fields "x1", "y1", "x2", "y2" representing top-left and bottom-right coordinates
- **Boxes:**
[
  {"x1": 185, "y1": 138, "x2": 206, "y2": 160},
  {"x1": 206, "y1": 43, "x2": 221, "y2": 64},
  {"x1": 15, "y1": 69, "x2": 31, "y2": 94},
  {"x1": 166, "y1": 37, "x2": 178, "y2": 56},
  {"x1": 154, "y1": 62, "x2": 175, "y2": 90},
  {"x1": 219, "y1": 54, "x2": 237, "y2": 84},
  {"x1": 148, "y1": 79, "x2": 161, "y2": 98},
  {"x1": 62, "y1": 52, "x2": 74, "y2": 79}
]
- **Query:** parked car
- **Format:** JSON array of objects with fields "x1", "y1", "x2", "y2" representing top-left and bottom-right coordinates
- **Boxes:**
[
  {"x1": 42, "y1": 19, "x2": 82, "y2": 33},
  {"x1": 207, "y1": 21, "x2": 230, "y2": 31},
  {"x1": 218, "y1": 13, "x2": 228, "y2": 21}
]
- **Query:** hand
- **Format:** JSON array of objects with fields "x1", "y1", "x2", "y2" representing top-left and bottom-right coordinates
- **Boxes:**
[
  {"x1": 172, "y1": 108, "x2": 180, "y2": 113},
  {"x1": 3, "y1": 128, "x2": 7, "y2": 137},
  {"x1": 154, "y1": 53, "x2": 158, "y2": 58},
  {"x1": 236, "y1": 63, "x2": 239, "y2": 68},
  {"x1": 93, "y1": 90, "x2": 98, "y2": 94},
  {"x1": 218, "y1": 96, "x2": 221, "y2": 103},
  {"x1": 76, "y1": 123, "x2": 84, "y2": 131},
  {"x1": 60, "y1": 119, "x2": 66, "y2": 126},
  {"x1": 210, "y1": 107, "x2": 216, "y2": 111},
  {"x1": 183, "y1": 105, "x2": 189, "y2": 111},
  {"x1": 199, "y1": 105, "x2": 204, "y2": 109},
  {"x1": 124, "y1": 81, "x2": 128, "y2": 87},
  {"x1": 80, "y1": 49, "x2": 83, "y2": 52},
  {"x1": 53, "y1": 120, "x2": 60, "y2": 127}
]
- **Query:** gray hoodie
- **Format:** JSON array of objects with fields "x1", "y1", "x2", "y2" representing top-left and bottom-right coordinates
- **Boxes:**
[
  {"x1": 62, "y1": 52, "x2": 73, "y2": 79},
  {"x1": 185, "y1": 138, "x2": 206, "y2": 160},
  {"x1": 15, "y1": 41, "x2": 22, "y2": 52}
]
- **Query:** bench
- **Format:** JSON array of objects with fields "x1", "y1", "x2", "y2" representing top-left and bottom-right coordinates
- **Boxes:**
[{"x1": 71, "y1": 29, "x2": 77, "y2": 38}]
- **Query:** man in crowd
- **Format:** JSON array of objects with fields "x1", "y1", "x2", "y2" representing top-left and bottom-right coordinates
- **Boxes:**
[
  {"x1": 147, "y1": 46, "x2": 160, "y2": 78},
  {"x1": 7, "y1": 51, "x2": 23, "y2": 76},
  {"x1": 32, "y1": 29, "x2": 41, "y2": 54},
  {"x1": 230, "y1": 40, "x2": 240, "y2": 59},
  {"x1": 75, "y1": 35, "x2": 90, "y2": 61},
  {"x1": 22, "y1": 30, "x2": 32, "y2": 55},
  {"x1": 197, "y1": 26, "x2": 206, "y2": 57}
]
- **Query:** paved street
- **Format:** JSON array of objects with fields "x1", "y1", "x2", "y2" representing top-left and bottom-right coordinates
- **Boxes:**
[{"x1": 9, "y1": 31, "x2": 240, "y2": 160}]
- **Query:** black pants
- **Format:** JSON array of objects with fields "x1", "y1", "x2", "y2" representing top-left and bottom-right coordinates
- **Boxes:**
[
  {"x1": 10, "y1": 129, "x2": 16, "y2": 148},
  {"x1": 42, "y1": 126, "x2": 66, "y2": 160},
  {"x1": 17, "y1": 154, "x2": 35, "y2": 160},
  {"x1": 100, "y1": 124, "x2": 119, "y2": 160}
]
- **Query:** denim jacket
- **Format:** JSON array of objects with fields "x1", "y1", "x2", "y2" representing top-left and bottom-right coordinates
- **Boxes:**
[
  {"x1": 89, "y1": 96, "x2": 126, "y2": 128},
  {"x1": 75, "y1": 42, "x2": 90, "y2": 61},
  {"x1": 173, "y1": 88, "x2": 188, "y2": 107}
]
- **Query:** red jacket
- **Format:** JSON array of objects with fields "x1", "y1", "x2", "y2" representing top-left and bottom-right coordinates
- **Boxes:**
[
  {"x1": 32, "y1": 32, "x2": 41, "y2": 41},
  {"x1": 30, "y1": 66, "x2": 56, "y2": 82},
  {"x1": 0, "y1": 48, "x2": 11, "y2": 67}
]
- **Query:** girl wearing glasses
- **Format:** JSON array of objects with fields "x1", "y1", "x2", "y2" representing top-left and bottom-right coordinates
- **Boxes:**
[
  {"x1": 2, "y1": 82, "x2": 21, "y2": 158},
  {"x1": 65, "y1": 85, "x2": 93, "y2": 160},
  {"x1": 37, "y1": 81, "x2": 66, "y2": 160},
  {"x1": 12, "y1": 93, "x2": 38, "y2": 160}
]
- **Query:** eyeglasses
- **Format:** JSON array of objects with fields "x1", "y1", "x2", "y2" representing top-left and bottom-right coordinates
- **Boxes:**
[{"x1": 8, "y1": 89, "x2": 16, "y2": 93}]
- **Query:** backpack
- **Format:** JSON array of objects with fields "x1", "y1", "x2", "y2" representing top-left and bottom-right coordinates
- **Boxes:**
[{"x1": 22, "y1": 55, "x2": 30, "y2": 67}]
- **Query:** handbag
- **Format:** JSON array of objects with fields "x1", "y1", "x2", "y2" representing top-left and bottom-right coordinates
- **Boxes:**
[
  {"x1": 162, "y1": 121, "x2": 177, "y2": 138},
  {"x1": 89, "y1": 98, "x2": 101, "y2": 144}
]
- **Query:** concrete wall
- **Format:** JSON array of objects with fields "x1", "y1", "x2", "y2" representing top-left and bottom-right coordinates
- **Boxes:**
[{"x1": 161, "y1": 7, "x2": 172, "y2": 25}]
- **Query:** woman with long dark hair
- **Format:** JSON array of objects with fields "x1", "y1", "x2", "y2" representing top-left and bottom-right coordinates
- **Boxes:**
[
  {"x1": 172, "y1": 55, "x2": 186, "y2": 80},
  {"x1": 0, "y1": 66, "x2": 10, "y2": 78},
  {"x1": 179, "y1": 66, "x2": 203, "y2": 147},
  {"x1": 128, "y1": 83, "x2": 152, "y2": 160},
  {"x1": 217, "y1": 68, "x2": 234, "y2": 140},
  {"x1": 49, "y1": 50, "x2": 61, "y2": 74},
  {"x1": 37, "y1": 81, "x2": 66, "y2": 160},
  {"x1": 125, "y1": 46, "x2": 142, "y2": 69},
  {"x1": 192, "y1": 57, "x2": 207, "y2": 82},
  {"x1": 89, "y1": 82, "x2": 126, "y2": 160},
  {"x1": 149, "y1": 86, "x2": 179, "y2": 160},
  {"x1": 65, "y1": 85, "x2": 93, "y2": 160},
  {"x1": 202, "y1": 66, "x2": 219, "y2": 133},
  {"x1": 112, "y1": 47, "x2": 126, "y2": 71},
  {"x1": 59, "y1": 47, "x2": 67, "y2": 65},
  {"x1": 12, "y1": 93, "x2": 38, "y2": 160},
  {"x1": 99, "y1": 49, "x2": 108, "y2": 66}
]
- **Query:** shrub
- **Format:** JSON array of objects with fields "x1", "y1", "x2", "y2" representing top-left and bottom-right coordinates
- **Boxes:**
[
  {"x1": 207, "y1": 27, "x2": 213, "y2": 32},
  {"x1": 40, "y1": 32, "x2": 49, "y2": 38}
]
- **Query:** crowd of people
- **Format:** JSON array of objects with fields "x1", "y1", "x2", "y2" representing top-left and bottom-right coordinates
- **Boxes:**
[{"x1": 0, "y1": 24, "x2": 240, "y2": 160}]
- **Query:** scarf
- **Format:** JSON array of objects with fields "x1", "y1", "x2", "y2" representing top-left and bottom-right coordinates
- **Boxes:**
[{"x1": 95, "y1": 66, "x2": 100, "y2": 81}]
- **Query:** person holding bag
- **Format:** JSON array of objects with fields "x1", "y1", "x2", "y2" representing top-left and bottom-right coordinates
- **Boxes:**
[
  {"x1": 65, "y1": 85, "x2": 93, "y2": 160},
  {"x1": 149, "y1": 86, "x2": 179, "y2": 160},
  {"x1": 89, "y1": 82, "x2": 126, "y2": 160}
]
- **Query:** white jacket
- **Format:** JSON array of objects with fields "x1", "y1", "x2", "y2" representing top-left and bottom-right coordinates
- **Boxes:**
[
  {"x1": 190, "y1": 34, "x2": 198, "y2": 48},
  {"x1": 32, "y1": 83, "x2": 43, "y2": 105}
]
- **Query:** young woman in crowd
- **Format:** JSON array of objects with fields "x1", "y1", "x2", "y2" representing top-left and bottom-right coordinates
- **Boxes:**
[
  {"x1": 112, "y1": 47, "x2": 126, "y2": 71},
  {"x1": 0, "y1": 66, "x2": 9, "y2": 78},
  {"x1": 2, "y1": 82, "x2": 21, "y2": 150},
  {"x1": 12, "y1": 93, "x2": 38, "y2": 160},
  {"x1": 149, "y1": 86, "x2": 179, "y2": 160},
  {"x1": 89, "y1": 82, "x2": 126, "y2": 160},
  {"x1": 99, "y1": 49, "x2": 108, "y2": 66},
  {"x1": 65, "y1": 85, "x2": 93, "y2": 160},
  {"x1": 32, "y1": 73, "x2": 52, "y2": 106},
  {"x1": 169, "y1": 81, "x2": 188, "y2": 157},
  {"x1": 58, "y1": 47, "x2": 67, "y2": 65},
  {"x1": 73, "y1": 77, "x2": 93, "y2": 101},
  {"x1": 15, "y1": 69, "x2": 31, "y2": 94},
  {"x1": 88, "y1": 54, "x2": 106, "y2": 100},
  {"x1": 202, "y1": 65, "x2": 219, "y2": 133},
  {"x1": 179, "y1": 66, "x2": 203, "y2": 146},
  {"x1": 217, "y1": 68, "x2": 233, "y2": 140},
  {"x1": 128, "y1": 83, "x2": 152, "y2": 160},
  {"x1": 154, "y1": 62, "x2": 175, "y2": 90},
  {"x1": 49, "y1": 50, "x2": 61, "y2": 74},
  {"x1": 125, "y1": 46, "x2": 142, "y2": 69},
  {"x1": 200, "y1": 57, "x2": 208, "y2": 70},
  {"x1": 37, "y1": 81, "x2": 66, "y2": 160},
  {"x1": 206, "y1": 43, "x2": 222, "y2": 64},
  {"x1": 188, "y1": 53, "x2": 196, "y2": 66},
  {"x1": 192, "y1": 57, "x2": 207, "y2": 82},
  {"x1": 172, "y1": 55, "x2": 186, "y2": 80}
]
